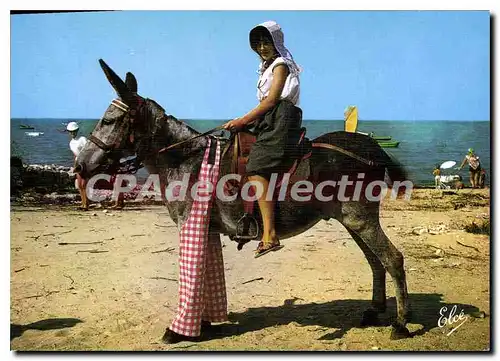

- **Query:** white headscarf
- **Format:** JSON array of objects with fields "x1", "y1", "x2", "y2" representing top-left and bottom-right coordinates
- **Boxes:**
[{"x1": 249, "y1": 21, "x2": 302, "y2": 76}]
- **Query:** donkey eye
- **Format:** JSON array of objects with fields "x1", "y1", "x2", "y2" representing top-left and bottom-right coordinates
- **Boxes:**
[{"x1": 102, "y1": 117, "x2": 115, "y2": 125}]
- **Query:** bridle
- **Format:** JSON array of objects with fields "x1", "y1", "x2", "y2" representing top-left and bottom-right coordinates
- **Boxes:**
[
  {"x1": 88, "y1": 99, "x2": 128, "y2": 152},
  {"x1": 87, "y1": 97, "x2": 145, "y2": 173}
]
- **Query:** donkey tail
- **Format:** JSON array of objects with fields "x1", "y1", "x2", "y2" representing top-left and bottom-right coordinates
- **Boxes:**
[
  {"x1": 375, "y1": 149, "x2": 411, "y2": 199},
  {"x1": 383, "y1": 151, "x2": 407, "y2": 184}
]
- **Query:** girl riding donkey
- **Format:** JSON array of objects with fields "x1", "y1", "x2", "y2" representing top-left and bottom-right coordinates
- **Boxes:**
[
  {"x1": 75, "y1": 27, "x2": 414, "y2": 344},
  {"x1": 166, "y1": 21, "x2": 301, "y2": 342},
  {"x1": 223, "y1": 21, "x2": 303, "y2": 258}
]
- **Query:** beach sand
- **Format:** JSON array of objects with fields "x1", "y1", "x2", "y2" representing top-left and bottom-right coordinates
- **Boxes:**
[{"x1": 10, "y1": 188, "x2": 490, "y2": 351}]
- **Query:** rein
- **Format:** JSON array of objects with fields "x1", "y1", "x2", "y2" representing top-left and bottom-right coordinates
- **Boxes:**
[
  {"x1": 156, "y1": 124, "x2": 377, "y2": 166},
  {"x1": 157, "y1": 125, "x2": 225, "y2": 153}
]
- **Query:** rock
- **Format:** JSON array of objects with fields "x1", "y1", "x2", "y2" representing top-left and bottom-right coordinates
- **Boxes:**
[
  {"x1": 412, "y1": 227, "x2": 427, "y2": 235},
  {"x1": 21, "y1": 163, "x2": 75, "y2": 192}
]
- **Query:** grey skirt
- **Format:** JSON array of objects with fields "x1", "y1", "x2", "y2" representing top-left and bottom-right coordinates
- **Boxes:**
[{"x1": 246, "y1": 100, "x2": 303, "y2": 178}]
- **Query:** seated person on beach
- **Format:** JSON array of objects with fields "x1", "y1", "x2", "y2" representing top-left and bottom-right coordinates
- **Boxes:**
[
  {"x1": 479, "y1": 169, "x2": 486, "y2": 188},
  {"x1": 432, "y1": 164, "x2": 441, "y2": 189},
  {"x1": 458, "y1": 148, "x2": 481, "y2": 188},
  {"x1": 454, "y1": 175, "x2": 465, "y2": 190}
]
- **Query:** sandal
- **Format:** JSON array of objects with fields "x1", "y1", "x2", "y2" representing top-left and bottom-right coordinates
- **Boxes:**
[{"x1": 254, "y1": 241, "x2": 284, "y2": 258}]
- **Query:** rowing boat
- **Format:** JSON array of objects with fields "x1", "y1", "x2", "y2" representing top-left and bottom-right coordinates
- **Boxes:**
[{"x1": 377, "y1": 141, "x2": 399, "y2": 148}]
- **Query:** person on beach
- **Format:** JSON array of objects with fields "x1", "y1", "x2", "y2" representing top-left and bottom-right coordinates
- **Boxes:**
[
  {"x1": 67, "y1": 122, "x2": 126, "y2": 210},
  {"x1": 433, "y1": 164, "x2": 441, "y2": 189},
  {"x1": 479, "y1": 169, "x2": 486, "y2": 188},
  {"x1": 67, "y1": 122, "x2": 90, "y2": 210},
  {"x1": 458, "y1": 148, "x2": 481, "y2": 188},
  {"x1": 222, "y1": 20, "x2": 303, "y2": 258}
]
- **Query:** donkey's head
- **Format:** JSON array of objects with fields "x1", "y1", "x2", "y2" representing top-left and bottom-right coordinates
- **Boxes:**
[{"x1": 75, "y1": 59, "x2": 152, "y2": 178}]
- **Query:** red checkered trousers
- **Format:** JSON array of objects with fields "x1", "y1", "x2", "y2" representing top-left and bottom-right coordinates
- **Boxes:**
[{"x1": 169, "y1": 137, "x2": 228, "y2": 337}]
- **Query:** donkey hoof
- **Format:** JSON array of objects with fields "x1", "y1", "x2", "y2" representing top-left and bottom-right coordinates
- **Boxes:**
[
  {"x1": 360, "y1": 309, "x2": 380, "y2": 327},
  {"x1": 390, "y1": 323, "x2": 412, "y2": 340}
]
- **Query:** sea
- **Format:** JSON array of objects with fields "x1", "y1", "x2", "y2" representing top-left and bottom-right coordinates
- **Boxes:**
[{"x1": 11, "y1": 118, "x2": 490, "y2": 187}]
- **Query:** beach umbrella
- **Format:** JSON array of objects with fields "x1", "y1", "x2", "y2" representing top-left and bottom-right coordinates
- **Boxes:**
[{"x1": 440, "y1": 161, "x2": 456, "y2": 169}]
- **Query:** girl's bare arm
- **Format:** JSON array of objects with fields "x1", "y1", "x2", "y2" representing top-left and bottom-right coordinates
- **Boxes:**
[{"x1": 223, "y1": 64, "x2": 289, "y2": 129}]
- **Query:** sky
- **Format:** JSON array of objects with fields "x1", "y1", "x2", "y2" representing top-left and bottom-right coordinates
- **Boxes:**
[{"x1": 10, "y1": 10, "x2": 490, "y2": 121}]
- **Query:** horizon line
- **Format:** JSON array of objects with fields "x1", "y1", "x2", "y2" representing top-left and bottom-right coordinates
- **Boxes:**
[{"x1": 10, "y1": 117, "x2": 491, "y2": 122}]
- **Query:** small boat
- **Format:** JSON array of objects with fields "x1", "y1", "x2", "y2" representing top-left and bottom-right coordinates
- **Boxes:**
[
  {"x1": 19, "y1": 124, "x2": 35, "y2": 129},
  {"x1": 371, "y1": 135, "x2": 392, "y2": 141},
  {"x1": 377, "y1": 141, "x2": 399, "y2": 148},
  {"x1": 343, "y1": 105, "x2": 399, "y2": 147},
  {"x1": 358, "y1": 132, "x2": 393, "y2": 141},
  {"x1": 25, "y1": 131, "x2": 44, "y2": 137}
]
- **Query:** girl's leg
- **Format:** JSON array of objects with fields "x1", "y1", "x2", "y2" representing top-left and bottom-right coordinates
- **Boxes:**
[
  {"x1": 473, "y1": 170, "x2": 481, "y2": 188},
  {"x1": 248, "y1": 174, "x2": 278, "y2": 246},
  {"x1": 469, "y1": 171, "x2": 475, "y2": 188},
  {"x1": 76, "y1": 174, "x2": 88, "y2": 210},
  {"x1": 112, "y1": 192, "x2": 125, "y2": 209}
]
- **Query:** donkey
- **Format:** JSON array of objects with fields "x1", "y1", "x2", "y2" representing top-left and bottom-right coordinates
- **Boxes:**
[{"x1": 75, "y1": 59, "x2": 412, "y2": 340}]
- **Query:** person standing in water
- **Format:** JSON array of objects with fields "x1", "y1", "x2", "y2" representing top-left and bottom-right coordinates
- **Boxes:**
[{"x1": 458, "y1": 148, "x2": 482, "y2": 188}]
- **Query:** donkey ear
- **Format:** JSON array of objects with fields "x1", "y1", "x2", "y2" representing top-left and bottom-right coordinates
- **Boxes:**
[
  {"x1": 99, "y1": 59, "x2": 134, "y2": 104},
  {"x1": 125, "y1": 72, "x2": 138, "y2": 93}
]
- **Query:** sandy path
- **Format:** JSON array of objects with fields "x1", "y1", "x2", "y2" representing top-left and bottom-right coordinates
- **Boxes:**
[{"x1": 10, "y1": 189, "x2": 490, "y2": 351}]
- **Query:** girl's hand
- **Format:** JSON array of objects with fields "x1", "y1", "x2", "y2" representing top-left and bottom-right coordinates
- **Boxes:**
[{"x1": 222, "y1": 118, "x2": 245, "y2": 132}]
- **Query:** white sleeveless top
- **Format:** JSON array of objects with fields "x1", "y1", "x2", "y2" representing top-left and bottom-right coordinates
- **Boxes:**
[{"x1": 257, "y1": 57, "x2": 300, "y2": 105}]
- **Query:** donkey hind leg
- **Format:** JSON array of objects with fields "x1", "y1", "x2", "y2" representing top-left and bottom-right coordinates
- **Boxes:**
[
  {"x1": 344, "y1": 227, "x2": 386, "y2": 326},
  {"x1": 341, "y1": 203, "x2": 411, "y2": 339}
]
